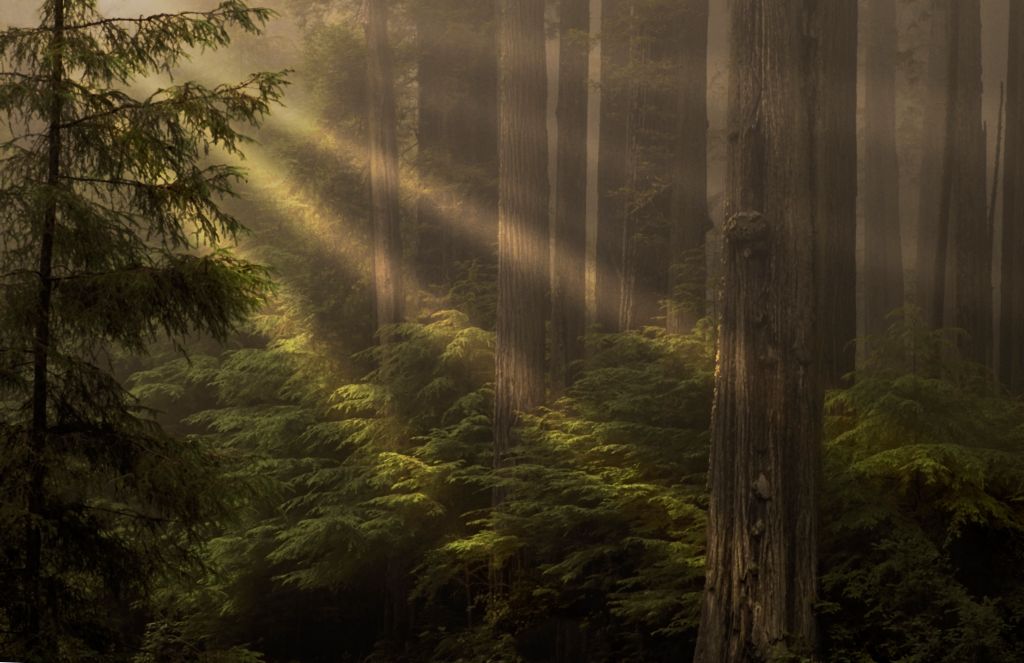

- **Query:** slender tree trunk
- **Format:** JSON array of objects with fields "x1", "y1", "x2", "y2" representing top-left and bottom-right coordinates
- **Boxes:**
[
  {"x1": 1000, "y1": 3, "x2": 1024, "y2": 389},
  {"x1": 815, "y1": 1, "x2": 858, "y2": 385},
  {"x1": 695, "y1": 0, "x2": 821, "y2": 659},
  {"x1": 918, "y1": 0, "x2": 989, "y2": 361},
  {"x1": 26, "y1": 1, "x2": 64, "y2": 655},
  {"x1": 916, "y1": 0, "x2": 951, "y2": 328},
  {"x1": 617, "y1": 5, "x2": 647, "y2": 332},
  {"x1": 595, "y1": 0, "x2": 629, "y2": 332},
  {"x1": 493, "y1": 0, "x2": 548, "y2": 486},
  {"x1": 450, "y1": 0, "x2": 500, "y2": 279},
  {"x1": 666, "y1": 0, "x2": 710, "y2": 335},
  {"x1": 551, "y1": 0, "x2": 590, "y2": 392},
  {"x1": 415, "y1": 3, "x2": 454, "y2": 291},
  {"x1": 863, "y1": 0, "x2": 905, "y2": 341},
  {"x1": 366, "y1": 0, "x2": 403, "y2": 333}
]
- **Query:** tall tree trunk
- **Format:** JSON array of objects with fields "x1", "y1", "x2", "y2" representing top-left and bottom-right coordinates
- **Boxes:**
[
  {"x1": 414, "y1": 3, "x2": 455, "y2": 292},
  {"x1": 366, "y1": 0, "x2": 403, "y2": 333},
  {"x1": 917, "y1": 0, "x2": 989, "y2": 361},
  {"x1": 493, "y1": 0, "x2": 549, "y2": 485},
  {"x1": 666, "y1": 0, "x2": 710, "y2": 335},
  {"x1": 815, "y1": 1, "x2": 858, "y2": 385},
  {"x1": 916, "y1": 0, "x2": 951, "y2": 328},
  {"x1": 551, "y1": 0, "x2": 590, "y2": 392},
  {"x1": 617, "y1": 5, "x2": 648, "y2": 332},
  {"x1": 450, "y1": 0, "x2": 500, "y2": 280},
  {"x1": 863, "y1": 0, "x2": 905, "y2": 341},
  {"x1": 26, "y1": 0, "x2": 64, "y2": 655},
  {"x1": 1000, "y1": 2, "x2": 1024, "y2": 389},
  {"x1": 945, "y1": 0, "x2": 990, "y2": 366},
  {"x1": 695, "y1": 0, "x2": 821, "y2": 659},
  {"x1": 595, "y1": 0, "x2": 629, "y2": 332}
]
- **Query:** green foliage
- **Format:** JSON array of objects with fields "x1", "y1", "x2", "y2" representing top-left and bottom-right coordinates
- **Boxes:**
[
  {"x1": 415, "y1": 327, "x2": 714, "y2": 661},
  {"x1": 0, "y1": 0, "x2": 283, "y2": 658},
  {"x1": 820, "y1": 311, "x2": 1024, "y2": 661}
]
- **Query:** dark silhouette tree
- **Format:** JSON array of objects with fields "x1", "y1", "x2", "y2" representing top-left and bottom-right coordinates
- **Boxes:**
[{"x1": 1000, "y1": 1, "x2": 1024, "y2": 390}]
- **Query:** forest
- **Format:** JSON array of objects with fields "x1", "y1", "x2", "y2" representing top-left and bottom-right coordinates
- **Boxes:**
[{"x1": 1, "y1": 0, "x2": 1023, "y2": 661}]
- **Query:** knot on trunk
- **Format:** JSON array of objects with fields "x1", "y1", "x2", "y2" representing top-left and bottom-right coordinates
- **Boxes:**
[
  {"x1": 724, "y1": 211, "x2": 769, "y2": 256},
  {"x1": 752, "y1": 472, "x2": 772, "y2": 500}
]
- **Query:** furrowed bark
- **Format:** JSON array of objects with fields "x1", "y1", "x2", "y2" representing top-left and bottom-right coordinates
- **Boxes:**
[{"x1": 695, "y1": 1, "x2": 822, "y2": 659}]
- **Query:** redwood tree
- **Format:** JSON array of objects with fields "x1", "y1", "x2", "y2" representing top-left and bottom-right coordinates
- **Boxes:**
[
  {"x1": 695, "y1": 0, "x2": 822, "y2": 658},
  {"x1": 493, "y1": 0, "x2": 549, "y2": 478},
  {"x1": 944, "y1": 0, "x2": 989, "y2": 366}
]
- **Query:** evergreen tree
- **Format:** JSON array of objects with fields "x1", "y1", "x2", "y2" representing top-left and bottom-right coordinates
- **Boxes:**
[{"x1": 0, "y1": 1, "x2": 283, "y2": 658}]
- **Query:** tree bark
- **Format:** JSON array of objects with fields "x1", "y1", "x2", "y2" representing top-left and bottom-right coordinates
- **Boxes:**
[
  {"x1": 862, "y1": 0, "x2": 905, "y2": 341},
  {"x1": 695, "y1": 1, "x2": 821, "y2": 659},
  {"x1": 1000, "y1": 2, "x2": 1024, "y2": 389},
  {"x1": 666, "y1": 0, "x2": 710, "y2": 335},
  {"x1": 493, "y1": 0, "x2": 549, "y2": 483},
  {"x1": 551, "y1": 0, "x2": 590, "y2": 392},
  {"x1": 366, "y1": 0, "x2": 404, "y2": 333},
  {"x1": 815, "y1": 1, "x2": 858, "y2": 385}
]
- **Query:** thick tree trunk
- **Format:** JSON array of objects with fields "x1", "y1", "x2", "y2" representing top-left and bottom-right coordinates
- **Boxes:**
[
  {"x1": 366, "y1": 0, "x2": 404, "y2": 333},
  {"x1": 945, "y1": 0, "x2": 990, "y2": 366},
  {"x1": 551, "y1": 0, "x2": 590, "y2": 392},
  {"x1": 666, "y1": 0, "x2": 710, "y2": 335},
  {"x1": 815, "y1": 1, "x2": 858, "y2": 385},
  {"x1": 695, "y1": 1, "x2": 821, "y2": 659},
  {"x1": 862, "y1": 0, "x2": 905, "y2": 340},
  {"x1": 26, "y1": 1, "x2": 64, "y2": 655},
  {"x1": 493, "y1": 0, "x2": 548, "y2": 480},
  {"x1": 1000, "y1": 3, "x2": 1024, "y2": 389}
]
